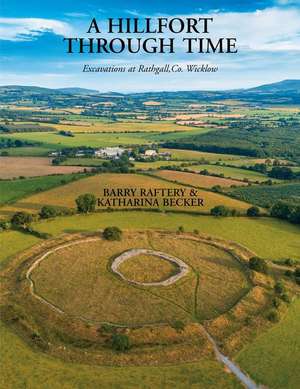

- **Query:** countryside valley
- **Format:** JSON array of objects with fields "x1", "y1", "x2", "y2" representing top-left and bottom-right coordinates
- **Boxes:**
[{"x1": 0, "y1": 80, "x2": 300, "y2": 389}]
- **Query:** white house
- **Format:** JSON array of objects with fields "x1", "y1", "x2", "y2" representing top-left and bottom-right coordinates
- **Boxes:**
[
  {"x1": 94, "y1": 147, "x2": 125, "y2": 159},
  {"x1": 144, "y1": 149, "x2": 158, "y2": 157}
]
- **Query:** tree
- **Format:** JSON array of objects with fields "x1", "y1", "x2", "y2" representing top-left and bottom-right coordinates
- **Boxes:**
[
  {"x1": 39, "y1": 205, "x2": 57, "y2": 219},
  {"x1": 111, "y1": 334, "x2": 130, "y2": 352},
  {"x1": 103, "y1": 226, "x2": 122, "y2": 241},
  {"x1": 248, "y1": 257, "x2": 268, "y2": 273},
  {"x1": 247, "y1": 206, "x2": 260, "y2": 217},
  {"x1": 271, "y1": 201, "x2": 292, "y2": 219},
  {"x1": 210, "y1": 205, "x2": 231, "y2": 217},
  {"x1": 75, "y1": 193, "x2": 96, "y2": 213},
  {"x1": 269, "y1": 166, "x2": 295, "y2": 180},
  {"x1": 11, "y1": 212, "x2": 32, "y2": 229},
  {"x1": 274, "y1": 281, "x2": 286, "y2": 295}
]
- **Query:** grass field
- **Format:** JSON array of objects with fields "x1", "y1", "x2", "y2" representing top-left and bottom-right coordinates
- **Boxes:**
[
  {"x1": 30, "y1": 212, "x2": 300, "y2": 260},
  {"x1": 0, "y1": 157, "x2": 88, "y2": 179},
  {"x1": 0, "y1": 321, "x2": 241, "y2": 389},
  {"x1": 0, "y1": 173, "x2": 251, "y2": 218},
  {"x1": 30, "y1": 121, "x2": 195, "y2": 133},
  {"x1": 119, "y1": 253, "x2": 178, "y2": 283},
  {"x1": 61, "y1": 157, "x2": 105, "y2": 166},
  {"x1": 153, "y1": 170, "x2": 247, "y2": 188},
  {"x1": 134, "y1": 161, "x2": 186, "y2": 170},
  {"x1": 0, "y1": 146, "x2": 54, "y2": 157},
  {"x1": 31, "y1": 232, "x2": 249, "y2": 324},
  {"x1": 236, "y1": 298, "x2": 300, "y2": 389},
  {"x1": 188, "y1": 165, "x2": 273, "y2": 183},
  {"x1": 5, "y1": 132, "x2": 152, "y2": 148},
  {"x1": 0, "y1": 173, "x2": 87, "y2": 207}
]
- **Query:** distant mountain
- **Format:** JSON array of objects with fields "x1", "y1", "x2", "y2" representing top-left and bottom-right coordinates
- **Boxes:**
[
  {"x1": 57, "y1": 87, "x2": 99, "y2": 95},
  {"x1": 0, "y1": 80, "x2": 299, "y2": 104},
  {"x1": 247, "y1": 79, "x2": 300, "y2": 93}
]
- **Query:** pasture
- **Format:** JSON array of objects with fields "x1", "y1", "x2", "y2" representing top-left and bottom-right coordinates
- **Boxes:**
[
  {"x1": 236, "y1": 298, "x2": 300, "y2": 389},
  {"x1": 188, "y1": 165, "x2": 272, "y2": 183},
  {"x1": 31, "y1": 212, "x2": 300, "y2": 260},
  {"x1": 0, "y1": 173, "x2": 87, "y2": 206}
]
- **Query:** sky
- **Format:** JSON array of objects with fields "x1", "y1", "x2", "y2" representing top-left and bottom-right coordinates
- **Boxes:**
[{"x1": 0, "y1": 0, "x2": 300, "y2": 92}]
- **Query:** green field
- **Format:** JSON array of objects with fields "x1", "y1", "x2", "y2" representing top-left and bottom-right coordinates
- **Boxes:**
[
  {"x1": 29, "y1": 212, "x2": 300, "y2": 260},
  {"x1": 0, "y1": 320, "x2": 241, "y2": 389},
  {"x1": 188, "y1": 164, "x2": 273, "y2": 183},
  {"x1": 61, "y1": 157, "x2": 105, "y2": 166},
  {"x1": 134, "y1": 160, "x2": 185, "y2": 170},
  {"x1": 0, "y1": 173, "x2": 87, "y2": 206},
  {"x1": 229, "y1": 182, "x2": 300, "y2": 207},
  {"x1": 4, "y1": 132, "x2": 152, "y2": 148},
  {"x1": 236, "y1": 298, "x2": 300, "y2": 389},
  {"x1": 2, "y1": 128, "x2": 216, "y2": 150},
  {"x1": 0, "y1": 146, "x2": 54, "y2": 157}
]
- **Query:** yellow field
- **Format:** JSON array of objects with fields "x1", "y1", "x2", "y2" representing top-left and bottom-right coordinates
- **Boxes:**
[
  {"x1": 153, "y1": 170, "x2": 247, "y2": 188},
  {"x1": 118, "y1": 254, "x2": 178, "y2": 283},
  {"x1": 30, "y1": 232, "x2": 250, "y2": 324},
  {"x1": 24, "y1": 121, "x2": 192, "y2": 133},
  {"x1": 159, "y1": 148, "x2": 244, "y2": 162},
  {"x1": 0, "y1": 173, "x2": 251, "y2": 217}
]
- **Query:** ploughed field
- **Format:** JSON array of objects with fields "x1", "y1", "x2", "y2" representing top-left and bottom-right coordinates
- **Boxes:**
[{"x1": 30, "y1": 231, "x2": 251, "y2": 325}]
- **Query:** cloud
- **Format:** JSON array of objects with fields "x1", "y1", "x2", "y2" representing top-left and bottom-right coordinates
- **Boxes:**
[
  {"x1": 0, "y1": 18, "x2": 73, "y2": 41},
  {"x1": 166, "y1": 7, "x2": 300, "y2": 52},
  {"x1": 64, "y1": 13, "x2": 89, "y2": 18}
]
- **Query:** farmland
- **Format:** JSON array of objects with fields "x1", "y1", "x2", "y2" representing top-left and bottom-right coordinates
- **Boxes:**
[
  {"x1": 153, "y1": 170, "x2": 247, "y2": 188},
  {"x1": 0, "y1": 173, "x2": 251, "y2": 218},
  {"x1": 187, "y1": 164, "x2": 273, "y2": 183},
  {"x1": 228, "y1": 182, "x2": 300, "y2": 207},
  {"x1": 0, "y1": 157, "x2": 88, "y2": 178},
  {"x1": 0, "y1": 83, "x2": 300, "y2": 389},
  {"x1": 0, "y1": 173, "x2": 88, "y2": 206}
]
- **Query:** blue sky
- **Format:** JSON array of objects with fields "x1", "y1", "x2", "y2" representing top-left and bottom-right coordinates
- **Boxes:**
[{"x1": 0, "y1": 0, "x2": 300, "y2": 91}]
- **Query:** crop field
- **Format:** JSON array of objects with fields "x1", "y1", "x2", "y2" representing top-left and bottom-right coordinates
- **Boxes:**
[
  {"x1": 0, "y1": 173, "x2": 87, "y2": 207},
  {"x1": 236, "y1": 298, "x2": 300, "y2": 389},
  {"x1": 0, "y1": 157, "x2": 88, "y2": 178},
  {"x1": 153, "y1": 170, "x2": 247, "y2": 188},
  {"x1": 228, "y1": 182, "x2": 300, "y2": 207},
  {"x1": 188, "y1": 164, "x2": 273, "y2": 183},
  {"x1": 0, "y1": 173, "x2": 251, "y2": 218}
]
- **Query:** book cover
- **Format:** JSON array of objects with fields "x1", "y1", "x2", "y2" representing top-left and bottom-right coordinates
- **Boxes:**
[{"x1": 0, "y1": 1, "x2": 299, "y2": 388}]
